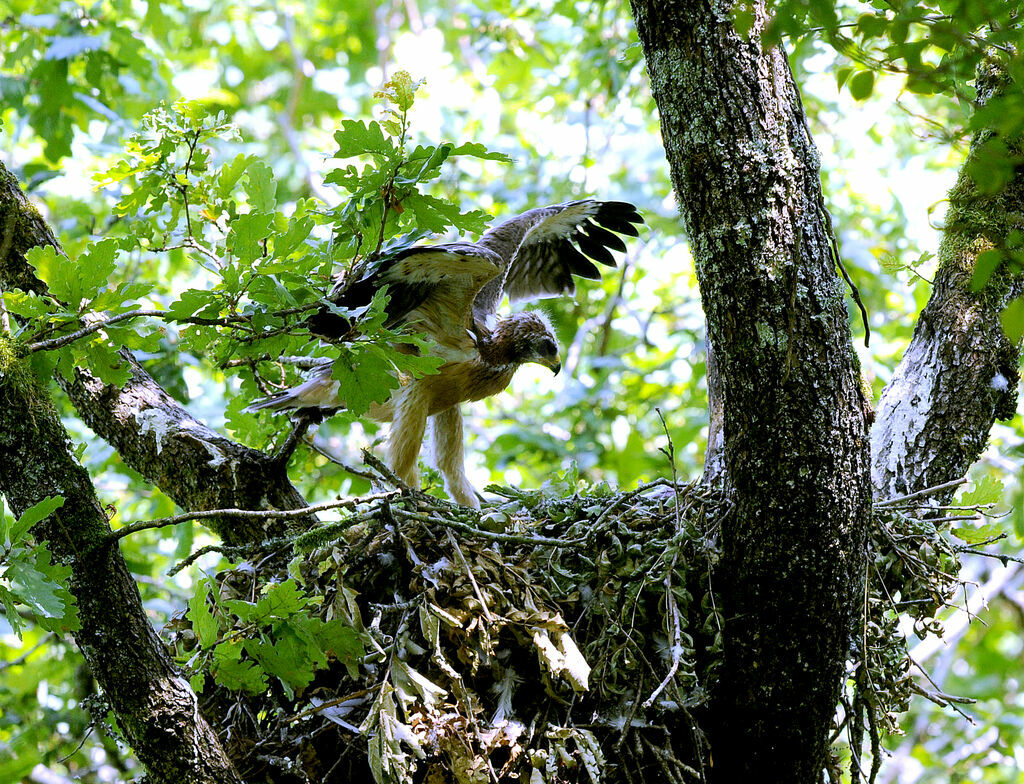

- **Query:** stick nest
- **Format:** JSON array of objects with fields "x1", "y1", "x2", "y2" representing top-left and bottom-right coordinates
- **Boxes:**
[{"x1": 163, "y1": 472, "x2": 982, "y2": 784}]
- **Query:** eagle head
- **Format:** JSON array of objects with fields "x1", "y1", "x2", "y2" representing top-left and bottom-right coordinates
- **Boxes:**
[{"x1": 491, "y1": 311, "x2": 561, "y2": 374}]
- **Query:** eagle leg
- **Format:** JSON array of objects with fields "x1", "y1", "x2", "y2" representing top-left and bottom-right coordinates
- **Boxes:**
[
  {"x1": 431, "y1": 406, "x2": 481, "y2": 509},
  {"x1": 386, "y1": 385, "x2": 429, "y2": 491}
]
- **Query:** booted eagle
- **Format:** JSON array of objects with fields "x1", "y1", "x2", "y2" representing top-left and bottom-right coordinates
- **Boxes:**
[{"x1": 246, "y1": 199, "x2": 643, "y2": 507}]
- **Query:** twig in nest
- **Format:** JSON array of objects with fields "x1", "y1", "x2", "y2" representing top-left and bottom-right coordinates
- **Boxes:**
[
  {"x1": 444, "y1": 529, "x2": 493, "y2": 622},
  {"x1": 640, "y1": 733, "x2": 696, "y2": 784},
  {"x1": 589, "y1": 478, "x2": 681, "y2": 535},
  {"x1": 615, "y1": 686, "x2": 646, "y2": 753},
  {"x1": 104, "y1": 492, "x2": 399, "y2": 545},
  {"x1": 362, "y1": 449, "x2": 415, "y2": 493},
  {"x1": 918, "y1": 515, "x2": 982, "y2": 524},
  {"x1": 643, "y1": 595, "x2": 684, "y2": 709},
  {"x1": 308, "y1": 438, "x2": 381, "y2": 483},
  {"x1": 643, "y1": 408, "x2": 686, "y2": 708},
  {"x1": 954, "y1": 545, "x2": 1023, "y2": 564},
  {"x1": 286, "y1": 688, "x2": 372, "y2": 723},
  {"x1": 908, "y1": 655, "x2": 977, "y2": 722},
  {"x1": 909, "y1": 682, "x2": 976, "y2": 712},
  {"x1": 168, "y1": 543, "x2": 240, "y2": 576},
  {"x1": 390, "y1": 507, "x2": 582, "y2": 549}
]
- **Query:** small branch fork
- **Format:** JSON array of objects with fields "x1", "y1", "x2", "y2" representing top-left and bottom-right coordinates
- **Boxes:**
[
  {"x1": 877, "y1": 474, "x2": 1014, "y2": 563},
  {"x1": 22, "y1": 303, "x2": 323, "y2": 354},
  {"x1": 875, "y1": 476, "x2": 969, "y2": 508}
]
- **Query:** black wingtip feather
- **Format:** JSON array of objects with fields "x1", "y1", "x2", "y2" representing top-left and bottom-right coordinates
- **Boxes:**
[
  {"x1": 581, "y1": 221, "x2": 628, "y2": 253},
  {"x1": 598, "y1": 201, "x2": 644, "y2": 221},
  {"x1": 593, "y1": 202, "x2": 643, "y2": 235},
  {"x1": 561, "y1": 241, "x2": 602, "y2": 279},
  {"x1": 592, "y1": 215, "x2": 641, "y2": 237},
  {"x1": 574, "y1": 230, "x2": 617, "y2": 267}
]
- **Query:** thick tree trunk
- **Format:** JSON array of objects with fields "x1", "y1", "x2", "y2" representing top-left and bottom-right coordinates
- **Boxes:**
[
  {"x1": 0, "y1": 161, "x2": 315, "y2": 547},
  {"x1": 630, "y1": 2, "x2": 871, "y2": 781},
  {"x1": 0, "y1": 370, "x2": 241, "y2": 784},
  {"x1": 871, "y1": 61, "x2": 1024, "y2": 499},
  {"x1": 0, "y1": 243, "x2": 241, "y2": 784}
]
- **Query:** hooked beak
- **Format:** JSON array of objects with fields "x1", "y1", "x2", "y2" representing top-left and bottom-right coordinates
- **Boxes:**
[{"x1": 541, "y1": 356, "x2": 562, "y2": 375}]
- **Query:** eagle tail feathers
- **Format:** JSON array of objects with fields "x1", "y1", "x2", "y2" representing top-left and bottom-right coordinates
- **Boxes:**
[{"x1": 242, "y1": 366, "x2": 341, "y2": 415}]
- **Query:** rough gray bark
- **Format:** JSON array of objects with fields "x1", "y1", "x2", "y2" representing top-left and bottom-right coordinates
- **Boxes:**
[
  {"x1": 871, "y1": 61, "x2": 1023, "y2": 499},
  {"x1": 0, "y1": 369, "x2": 242, "y2": 784},
  {"x1": 0, "y1": 161, "x2": 316, "y2": 547},
  {"x1": 629, "y1": 2, "x2": 871, "y2": 781}
]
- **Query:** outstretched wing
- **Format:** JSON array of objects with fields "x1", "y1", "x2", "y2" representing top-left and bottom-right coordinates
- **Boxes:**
[
  {"x1": 471, "y1": 200, "x2": 643, "y2": 324},
  {"x1": 308, "y1": 241, "x2": 503, "y2": 361}
]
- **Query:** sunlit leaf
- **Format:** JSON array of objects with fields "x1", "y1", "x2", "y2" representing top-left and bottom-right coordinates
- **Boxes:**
[
  {"x1": 971, "y1": 249, "x2": 1003, "y2": 291},
  {"x1": 330, "y1": 349, "x2": 399, "y2": 417},
  {"x1": 950, "y1": 523, "x2": 1002, "y2": 545},
  {"x1": 228, "y1": 211, "x2": 273, "y2": 262},
  {"x1": 188, "y1": 579, "x2": 221, "y2": 649},
  {"x1": 246, "y1": 161, "x2": 277, "y2": 212},
  {"x1": 450, "y1": 141, "x2": 513, "y2": 163},
  {"x1": 1000, "y1": 296, "x2": 1024, "y2": 343},
  {"x1": 959, "y1": 475, "x2": 1004, "y2": 507},
  {"x1": 6, "y1": 552, "x2": 67, "y2": 619},
  {"x1": 848, "y1": 70, "x2": 875, "y2": 101},
  {"x1": 10, "y1": 496, "x2": 64, "y2": 545},
  {"x1": 333, "y1": 120, "x2": 396, "y2": 159}
]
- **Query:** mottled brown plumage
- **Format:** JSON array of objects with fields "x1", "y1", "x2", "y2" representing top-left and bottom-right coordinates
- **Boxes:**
[{"x1": 246, "y1": 200, "x2": 642, "y2": 506}]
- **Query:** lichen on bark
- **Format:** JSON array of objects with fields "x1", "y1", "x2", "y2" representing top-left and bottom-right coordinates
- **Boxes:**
[
  {"x1": 871, "y1": 54, "x2": 1024, "y2": 499},
  {"x1": 630, "y1": 1, "x2": 871, "y2": 780}
]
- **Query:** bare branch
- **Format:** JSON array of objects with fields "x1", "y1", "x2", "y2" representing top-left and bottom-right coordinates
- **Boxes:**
[
  {"x1": 875, "y1": 476, "x2": 969, "y2": 508},
  {"x1": 105, "y1": 492, "x2": 402, "y2": 545}
]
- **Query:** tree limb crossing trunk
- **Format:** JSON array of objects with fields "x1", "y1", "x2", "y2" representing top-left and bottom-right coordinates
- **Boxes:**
[
  {"x1": 871, "y1": 58, "x2": 1024, "y2": 500},
  {"x1": 630, "y1": 3, "x2": 871, "y2": 780}
]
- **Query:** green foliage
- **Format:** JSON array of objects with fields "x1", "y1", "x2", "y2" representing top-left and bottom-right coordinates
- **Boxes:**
[
  {"x1": 770, "y1": 0, "x2": 1016, "y2": 115},
  {"x1": 959, "y1": 475, "x2": 1004, "y2": 507},
  {"x1": 178, "y1": 575, "x2": 363, "y2": 699},
  {"x1": 15, "y1": 77, "x2": 514, "y2": 433},
  {"x1": 0, "y1": 632, "x2": 94, "y2": 782},
  {"x1": 848, "y1": 69, "x2": 876, "y2": 101},
  {"x1": 0, "y1": 497, "x2": 78, "y2": 639},
  {"x1": 999, "y1": 296, "x2": 1024, "y2": 343},
  {"x1": 772, "y1": 1, "x2": 1024, "y2": 344},
  {"x1": 1, "y1": 0, "x2": 1023, "y2": 781},
  {"x1": 325, "y1": 75, "x2": 505, "y2": 255}
]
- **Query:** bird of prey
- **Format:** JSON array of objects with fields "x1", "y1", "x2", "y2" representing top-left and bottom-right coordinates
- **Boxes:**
[{"x1": 245, "y1": 199, "x2": 643, "y2": 507}]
